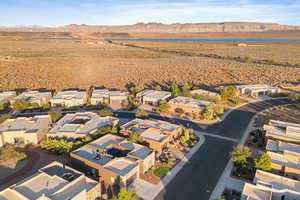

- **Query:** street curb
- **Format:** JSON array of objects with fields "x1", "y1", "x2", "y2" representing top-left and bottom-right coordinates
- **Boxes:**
[
  {"x1": 144, "y1": 132, "x2": 206, "y2": 200},
  {"x1": 208, "y1": 102, "x2": 291, "y2": 200}
]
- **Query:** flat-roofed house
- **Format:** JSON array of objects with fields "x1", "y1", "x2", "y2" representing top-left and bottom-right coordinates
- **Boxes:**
[
  {"x1": 0, "y1": 161, "x2": 101, "y2": 200},
  {"x1": 0, "y1": 91, "x2": 16, "y2": 106},
  {"x1": 236, "y1": 84, "x2": 281, "y2": 97},
  {"x1": 266, "y1": 139, "x2": 300, "y2": 179},
  {"x1": 71, "y1": 134, "x2": 155, "y2": 187},
  {"x1": 50, "y1": 90, "x2": 87, "y2": 108},
  {"x1": 0, "y1": 115, "x2": 51, "y2": 147},
  {"x1": 11, "y1": 91, "x2": 52, "y2": 106},
  {"x1": 90, "y1": 89, "x2": 128, "y2": 109},
  {"x1": 48, "y1": 112, "x2": 119, "y2": 140},
  {"x1": 167, "y1": 96, "x2": 212, "y2": 114},
  {"x1": 136, "y1": 90, "x2": 171, "y2": 106},
  {"x1": 241, "y1": 170, "x2": 300, "y2": 200},
  {"x1": 120, "y1": 118, "x2": 182, "y2": 153},
  {"x1": 264, "y1": 120, "x2": 300, "y2": 144}
]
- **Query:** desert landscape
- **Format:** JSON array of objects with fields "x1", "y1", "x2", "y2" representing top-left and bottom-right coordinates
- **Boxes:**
[{"x1": 0, "y1": 23, "x2": 299, "y2": 91}]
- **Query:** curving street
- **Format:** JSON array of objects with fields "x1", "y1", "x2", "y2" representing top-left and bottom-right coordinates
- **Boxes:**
[{"x1": 154, "y1": 98, "x2": 290, "y2": 200}]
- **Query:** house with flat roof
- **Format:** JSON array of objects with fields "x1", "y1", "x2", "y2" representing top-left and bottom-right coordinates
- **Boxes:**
[
  {"x1": 241, "y1": 170, "x2": 300, "y2": 200},
  {"x1": 264, "y1": 120, "x2": 300, "y2": 144},
  {"x1": 90, "y1": 89, "x2": 128, "y2": 109},
  {"x1": 167, "y1": 96, "x2": 212, "y2": 114},
  {"x1": 120, "y1": 118, "x2": 182, "y2": 153},
  {"x1": 236, "y1": 84, "x2": 281, "y2": 97},
  {"x1": 48, "y1": 112, "x2": 119, "y2": 140},
  {"x1": 50, "y1": 90, "x2": 87, "y2": 108},
  {"x1": 266, "y1": 139, "x2": 300, "y2": 179},
  {"x1": 0, "y1": 161, "x2": 100, "y2": 200},
  {"x1": 136, "y1": 89, "x2": 171, "y2": 106},
  {"x1": 70, "y1": 134, "x2": 155, "y2": 187},
  {"x1": 0, "y1": 91, "x2": 16, "y2": 106},
  {"x1": 11, "y1": 91, "x2": 52, "y2": 106},
  {"x1": 0, "y1": 115, "x2": 51, "y2": 147}
]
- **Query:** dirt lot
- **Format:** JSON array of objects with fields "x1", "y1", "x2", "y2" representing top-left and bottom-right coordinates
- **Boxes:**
[{"x1": 0, "y1": 37, "x2": 299, "y2": 90}]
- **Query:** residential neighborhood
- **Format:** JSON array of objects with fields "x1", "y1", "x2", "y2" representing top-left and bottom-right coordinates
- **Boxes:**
[{"x1": 0, "y1": 83, "x2": 295, "y2": 200}]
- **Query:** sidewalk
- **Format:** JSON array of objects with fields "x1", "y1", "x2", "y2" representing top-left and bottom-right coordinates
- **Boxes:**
[
  {"x1": 209, "y1": 102, "x2": 291, "y2": 200},
  {"x1": 132, "y1": 131, "x2": 206, "y2": 200}
]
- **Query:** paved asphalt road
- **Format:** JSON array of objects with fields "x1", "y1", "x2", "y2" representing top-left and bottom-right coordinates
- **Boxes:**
[
  {"x1": 154, "y1": 98, "x2": 290, "y2": 200},
  {"x1": 14, "y1": 98, "x2": 289, "y2": 200}
]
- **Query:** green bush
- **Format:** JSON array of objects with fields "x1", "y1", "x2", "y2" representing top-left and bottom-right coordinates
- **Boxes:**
[
  {"x1": 0, "y1": 114, "x2": 11, "y2": 124},
  {"x1": 0, "y1": 145, "x2": 27, "y2": 162},
  {"x1": 255, "y1": 153, "x2": 272, "y2": 171},
  {"x1": 114, "y1": 188, "x2": 139, "y2": 200},
  {"x1": 41, "y1": 139, "x2": 73, "y2": 154},
  {"x1": 230, "y1": 146, "x2": 251, "y2": 166},
  {"x1": 98, "y1": 108, "x2": 114, "y2": 117},
  {"x1": 10, "y1": 99, "x2": 31, "y2": 110},
  {"x1": 220, "y1": 86, "x2": 237, "y2": 100},
  {"x1": 154, "y1": 166, "x2": 171, "y2": 179},
  {"x1": 49, "y1": 111, "x2": 62, "y2": 122}
]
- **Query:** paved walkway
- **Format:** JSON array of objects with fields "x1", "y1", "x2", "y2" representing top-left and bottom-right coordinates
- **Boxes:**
[{"x1": 132, "y1": 132, "x2": 206, "y2": 200}]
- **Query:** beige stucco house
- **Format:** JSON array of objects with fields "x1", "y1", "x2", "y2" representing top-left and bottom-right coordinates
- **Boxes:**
[
  {"x1": 0, "y1": 115, "x2": 51, "y2": 147},
  {"x1": 0, "y1": 161, "x2": 101, "y2": 200},
  {"x1": 71, "y1": 134, "x2": 155, "y2": 187},
  {"x1": 48, "y1": 112, "x2": 119, "y2": 140},
  {"x1": 50, "y1": 90, "x2": 87, "y2": 108}
]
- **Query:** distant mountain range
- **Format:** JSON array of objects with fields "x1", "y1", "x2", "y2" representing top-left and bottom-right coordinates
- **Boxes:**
[{"x1": 0, "y1": 22, "x2": 299, "y2": 33}]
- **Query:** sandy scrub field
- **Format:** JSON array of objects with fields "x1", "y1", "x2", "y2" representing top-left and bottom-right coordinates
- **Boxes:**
[
  {"x1": 122, "y1": 41, "x2": 300, "y2": 65},
  {"x1": 0, "y1": 37, "x2": 299, "y2": 91}
]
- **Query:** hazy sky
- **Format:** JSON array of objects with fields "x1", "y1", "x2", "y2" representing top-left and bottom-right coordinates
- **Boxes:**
[{"x1": 0, "y1": 0, "x2": 299, "y2": 26}]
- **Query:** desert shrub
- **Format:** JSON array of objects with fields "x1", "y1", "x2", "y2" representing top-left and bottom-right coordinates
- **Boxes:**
[
  {"x1": 170, "y1": 82, "x2": 181, "y2": 97},
  {"x1": 0, "y1": 104, "x2": 4, "y2": 111},
  {"x1": 0, "y1": 145, "x2": 27, "y2": 162},
  {"x1": 114, "y1": 188, "x2": 139, "y2": 200},
  {"x1": 155, "y1": 100, "x2": 171, "y2": 113},
  {"x1": 98, "y1": 108, "x2": 114, "y2": 117},
  {"x1": 244, "y1": 56, "x2": 253, "y2": 63},
  {"x1": 203, "y1": 104, "x2": 216, "y2": 120},
  {"x1": 0, "y1": 114, "x2": 11, "y2": 124},
  {"x1": 130, "y1": 84, "x2": 144, "y2": 94},
  {"x1": 49, "y1": 111, "x2": 62, "y2": 122},
  {"x1": 10, "y1": 99, "x2": 31, "y2": 110},
  {"x1": 220, "y1": 86, "x2": 237, "y2": 100},
  {"x1": 214, "y1": 105, "x2": 224, "y2": 115},
  {"x1": 153, "y1": 85, "x2": 162, "y2": 91}
]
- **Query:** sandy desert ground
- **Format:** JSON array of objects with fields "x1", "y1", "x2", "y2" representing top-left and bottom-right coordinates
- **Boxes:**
[{"x1": 0, "y1": 35, "x2": 299, "y2": 91}]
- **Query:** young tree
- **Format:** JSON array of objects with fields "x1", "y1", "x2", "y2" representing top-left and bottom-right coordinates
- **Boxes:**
[
  {"x1": 244, "y1": 56, "x2": 253, "y2": 63},
  {"x1": 230, "y1": 146, "x2": 251, "y2": 166},
  {"x1": 49, "y1": 111, "x2": 62, "y2": 123},
  {"x1": 203, "y1": 104, "x2": 215, "y2": 120},
  {"x1": 220, "y1": 86, "x2": 237, "y2": 100},
  {"x1": 98, "y1": 108, "x2": 114, "y2": 117},
  {"x1": 116, "y1": 188, "x2": 139, "y2": 200},
  {"x1": 254, "y1": 153, "x2": 272, "y2": 171},
  {"x1": 170, "y1": 82, "x2": 181, "y2": 97}
]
